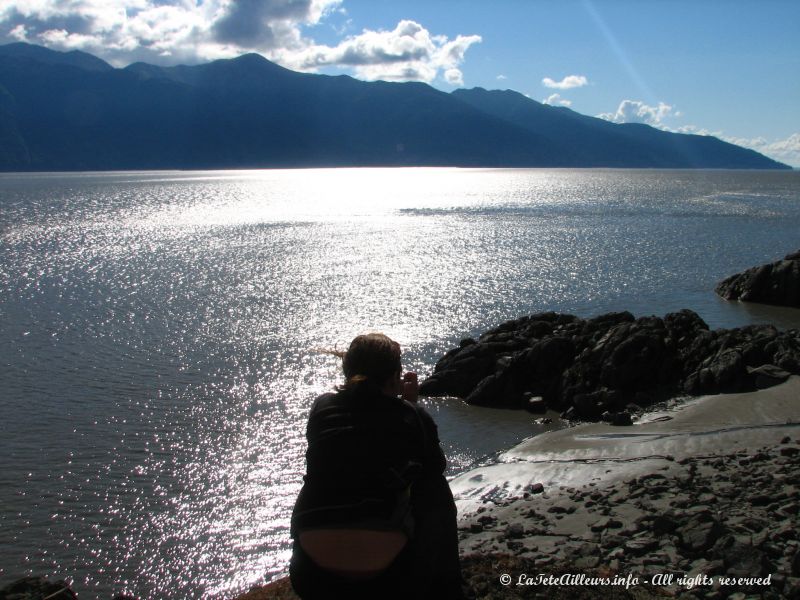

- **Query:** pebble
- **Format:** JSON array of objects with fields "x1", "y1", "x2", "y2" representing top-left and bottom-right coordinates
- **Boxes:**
[{"x1": 505, "y1": 523, "x2": 524, "y2": 539}]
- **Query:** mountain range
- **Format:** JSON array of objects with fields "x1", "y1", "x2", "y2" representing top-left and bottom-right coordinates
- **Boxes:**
[{"x1": 0, "y1": 42, "x2": 789, "y2": 171}]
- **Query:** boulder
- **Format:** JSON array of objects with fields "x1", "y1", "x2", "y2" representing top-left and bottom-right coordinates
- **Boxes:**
[
  {"x1": 716, "y1": 251, "x2": 800, "y2": 307},
  {"x1": 465, "y1": 372, "x2": 514, "y2": 407},
  {"x1": 748, "y1": 364, "x2": 791, "y2": 389}
]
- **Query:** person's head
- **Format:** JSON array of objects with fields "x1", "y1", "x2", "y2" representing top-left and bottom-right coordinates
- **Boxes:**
[{"x1": 338, "y1": 333, "x2": 402, "y2": 393}]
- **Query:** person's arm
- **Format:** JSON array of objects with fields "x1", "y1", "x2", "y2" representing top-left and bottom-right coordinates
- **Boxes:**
[
  {"x1": 402, "y1": 371, "x2": 419, "y2": 403},
  {"x1": 414, "y1": 405, "x2": 447, "y2": 476}
]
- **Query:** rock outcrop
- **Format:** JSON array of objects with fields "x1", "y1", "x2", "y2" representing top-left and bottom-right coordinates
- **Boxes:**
[
  {"x1": 420, "y1": 309, "x2": 800, "y2": 420},
  {"x1": 716, "y1": 251, "x2": 800, "y2": 308},
  {"x1": 0, "y1": 577, "x2": 78, "y2": 600}
]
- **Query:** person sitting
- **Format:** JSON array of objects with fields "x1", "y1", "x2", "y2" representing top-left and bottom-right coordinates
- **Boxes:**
[{"x1": 289, "y1": 333, "x2": 464, "y2": 599}]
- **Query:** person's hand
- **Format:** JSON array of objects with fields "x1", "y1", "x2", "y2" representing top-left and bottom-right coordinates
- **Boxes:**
[{"x1": 402, "y1": 372, "x2": 419, "y2": 403}]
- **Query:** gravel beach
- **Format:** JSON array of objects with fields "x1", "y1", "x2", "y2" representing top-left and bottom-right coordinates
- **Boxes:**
[{"x1": 452, "y1": 376, "x2": 800, "y2": 599}]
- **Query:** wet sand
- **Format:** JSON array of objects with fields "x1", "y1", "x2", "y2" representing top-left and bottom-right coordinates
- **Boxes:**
[
  {"x1": 452, "y1": 376, "x2": 800, "y2": 513},
  {"x1": 454, "y1": 377, "x2": 800, "y2": 598}
]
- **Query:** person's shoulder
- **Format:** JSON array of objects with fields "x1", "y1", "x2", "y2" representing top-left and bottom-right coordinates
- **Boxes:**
[
  {"x1": 314, "y1": 391, "x2": 338, "y2": 404},
  {"x1": 408, "y1": 401, "x2": 436, "y2": 425},
  {"x1": 400, "y1": 401, "x2": 440, "y2": 442},
  {"x1": 308, "y1": 390, "x2": 340, "y2": 414}
]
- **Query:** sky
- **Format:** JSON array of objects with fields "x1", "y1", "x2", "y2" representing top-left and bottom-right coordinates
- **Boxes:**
[{"x1": 1, "y1": 0, "x2": 798, "y2": 166}]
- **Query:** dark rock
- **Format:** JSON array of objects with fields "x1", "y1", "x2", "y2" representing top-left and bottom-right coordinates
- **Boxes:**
[
  {"x1": 611, "y1": 411, "x2": 633, "y2": 426},
  {"x1": 590, "y1": 517, "x2": 623, "y2": 532},
  {"x1": 573, "y1": 556, "x2": 600, "y2": 569},
  {"x1": 748, "y1": 364, "x2": 791, "y2": 389},
  {"x1": 600, "y1": 533, "x2": 626, "y2": 549},
  {"x1": 716, "y1": 251, "x2": 800, "y2": 308},
  {"x1": 587, "y1": 311, "x2": 636, "y2": 330},
  {"x1": 664, "y1": 308, "x2": 710, "y2": 337},
  {"x1": 465, "y1": 372, "x2": 513, "y2": 407},
  {"x1": 712, "y1": 535, "x2": 771, "y2": 577},
  {"x1": 643, "y1": 513, "x2": 680, "y2": 535},
  {"x1": 0, "y1": 578, "x2": 78, "y2": 600},
  {"x1": 511, "y1": 336, "x2": 576, "y2": 395},
  {"x1": 561, "y1": 406, "x2": 576, "y2": 420},
  {"x1": 793, "y1": 549, "x2": 800, "y2": 577},
  {"x1": 677, "y1": 513, "x2": 725, "y2": 553},
  {"x1": 785, "y1": 577, "x2": 800, "y2": 600},
  {"x1": 573, "y1": 392, "x2": 604, "y2": 419},
  {"x1": 600, "y1": 329, "x2": 668, "y2": 390},
  {"x1": 624, "y1": 537, "x2": 659, "y2": 556},
  {"x1": 521, "y1": 319, "x2": 555, "y2": 339},
  {"x1": 527, "y1": 483, "x2": 545, "y2": 495},
  {"x1": 505, "y1": 523, "x2": 524, "y2": 539},
  {"x1": 710, "y1": 349, "x2": 747, "y2": 393},
  {"x1": 421, "y1": 306, "x2": 800, "y2": 418}
]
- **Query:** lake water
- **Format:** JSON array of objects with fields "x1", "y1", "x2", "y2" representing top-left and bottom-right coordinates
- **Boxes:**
[{"x1": 2, "y1": 168, "x2": 800, "y2": 599}]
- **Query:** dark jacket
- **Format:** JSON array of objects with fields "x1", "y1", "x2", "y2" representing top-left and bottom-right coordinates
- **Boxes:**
[{"x1": 291, "y1": 386, "x2": 450, "y2": 537}]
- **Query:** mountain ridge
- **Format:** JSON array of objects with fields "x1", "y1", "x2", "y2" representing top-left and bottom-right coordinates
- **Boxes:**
[{"x1": 0, "y1": 43, "x2": 789, "y2": 171}]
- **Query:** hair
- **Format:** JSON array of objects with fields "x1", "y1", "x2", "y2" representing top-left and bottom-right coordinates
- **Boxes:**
[{"x1": 329, "y1": 333, "x2": 402, "y2": 391}]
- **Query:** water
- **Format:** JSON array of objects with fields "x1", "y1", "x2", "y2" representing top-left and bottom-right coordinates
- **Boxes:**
[{"x1": 1, "y1": 168, "x2": 799, "y2": 598}]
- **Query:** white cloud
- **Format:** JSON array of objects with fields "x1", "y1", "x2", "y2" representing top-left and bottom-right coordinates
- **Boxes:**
[
  {"x1": 8, "y1": 23, "x2": 28, "y2": 41},
  {"x1": 597, "y1": 99, "x2": 675, "y2": 127},
  {"x1": 0, "y1": 2, "x2": 480, "y2": 86},
  {"x1": 599, "y1": 100, "x2": 799, "y2": 167},
  {"x1": 38, "y1": 28, "x2": 100, "y2": 49},
  {"x1": 288, "y1": 20, "x2": 481, "y2": 84},
  {"x1": 444, "y1": 68, "x2": 463, "y2": 86},
  {"x1": 723, "y1": 133, "x2": 800, "y2": 167},
  {"x1": 542, "y1": 74, "x2": 588, "y2": 90},
  {"x1": 542, "y1": 93, "x2": 571, "y2": 107},
  {"x1": 496, "y1": 74, "x2": 506, "y2": 80}
]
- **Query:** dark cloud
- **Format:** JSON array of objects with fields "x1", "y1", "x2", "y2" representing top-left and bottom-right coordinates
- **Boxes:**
[
  {"x1": 213, "y1": 0, "x2": 314, "y2": 47},
  {"x1": 335, "y1": 44, "x2": 428, "y2": 67},
  {"x1": 0, "y1": 9, "x2": 97, "y2": 45}
]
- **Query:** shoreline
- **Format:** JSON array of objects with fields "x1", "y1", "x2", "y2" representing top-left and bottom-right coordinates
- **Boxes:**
[
  {"x1": 232, "y1": 377, "x2": 800, "y2": 599},
  {"x1": 5, "y1": 379, "x2": 797, "y2": 599},
  {"x1": 4, "y1": 376, "x2": 800, "y2": 600},
  {"x1": 452, "y1": 376, "x2": 800, "y2": 598},
  {"x1": 452, "y1": 375, "x2": 800, "y2": 512}
]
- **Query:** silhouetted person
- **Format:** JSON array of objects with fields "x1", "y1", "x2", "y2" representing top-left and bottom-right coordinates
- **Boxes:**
[{"x1": 290, "y1": 333, "x2": 464, "y2": 599}]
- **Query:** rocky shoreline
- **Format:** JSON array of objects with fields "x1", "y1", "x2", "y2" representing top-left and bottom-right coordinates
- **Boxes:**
[
  {"x1": 419, "y1": 308, "x2": 800, "y2": 423},
  {"x1": 5, "y1": 380, "x2": 799, "y2": 600},
  {"x1": 456, "y1": 437, "x2": 800, "y2": 599}
]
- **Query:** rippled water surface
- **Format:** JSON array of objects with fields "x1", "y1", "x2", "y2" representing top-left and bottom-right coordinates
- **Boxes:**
[{"x1": 2, "y1": 168, "x2": 799, "y2": 598}]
